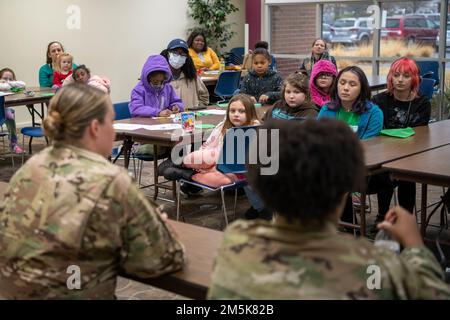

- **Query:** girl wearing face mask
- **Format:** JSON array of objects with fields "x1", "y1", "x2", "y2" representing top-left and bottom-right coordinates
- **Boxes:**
[
  {"x1": 129, "y1": 55, "x2": 184, "y2": 118},
  {"x1": 160, "y1": 39, "x2": 209, "y2": 108},
  {"x1": 299, "y1": 38, "x2": 337, "y2": 78}
]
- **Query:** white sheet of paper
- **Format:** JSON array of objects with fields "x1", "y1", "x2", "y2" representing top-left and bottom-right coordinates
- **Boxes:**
[
  {"x1": 113, "y1": 123, "x2": 143, "y2": 131},
  {"x1": 198, "y1": 109, "x2": 227, "y2": 115},
  {"x1": 140, "y1": 124, "x2": 182, "y2": 131},
  {"x1": 0, "y1": 92, "x2": 14, "y2": 97}
]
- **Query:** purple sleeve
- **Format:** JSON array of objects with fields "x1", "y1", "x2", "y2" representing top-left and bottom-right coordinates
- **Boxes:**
[
  {"x1": 129, "y1": 85, "x2": 159, "y2": 117},
  {"x1": 167, "y1": 86, "x2": 184, "y2": 112}
]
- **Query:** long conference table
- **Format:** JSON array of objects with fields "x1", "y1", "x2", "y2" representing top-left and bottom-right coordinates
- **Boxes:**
[
  {"x1": 357, "y1": 120, "x2": 450, "y2": 236},
  {"x1": 382, "y1": 145, "x2": 450, "y2": 237},
  {"x1": 4, "y1": 87, "x2": 55, "y2": 126}
]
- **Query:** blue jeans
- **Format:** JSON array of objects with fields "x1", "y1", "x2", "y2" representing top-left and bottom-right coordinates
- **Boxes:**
[{"x1": 244, "y1": 186, "x2": 265, "y2": 212}]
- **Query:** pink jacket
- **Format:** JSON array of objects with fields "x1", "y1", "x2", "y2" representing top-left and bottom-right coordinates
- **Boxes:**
[{"x1": 63, "y1": 74, "x2": 111, "y2": 93}]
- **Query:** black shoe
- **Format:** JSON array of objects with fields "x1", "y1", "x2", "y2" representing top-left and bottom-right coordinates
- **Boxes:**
[
  {"x1": 163, "y1": 166, "x2": 195, "y2": 181},
  {"x1": 157, "y1": 159, "x2": 174, "y2": 177},
  {"x1": 258, "y1": 209, "x2": 273, "y2": 221},
  {"x1": 180, "y1": 183, "x2": 202, "y2": 196},
  {"x1": 244, "y1": 206, "x2": 259, "y2": 220}
]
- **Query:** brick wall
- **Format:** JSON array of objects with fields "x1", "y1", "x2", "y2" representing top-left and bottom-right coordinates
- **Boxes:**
[
  {"x1": 271, "y1": 4, "x2": 317, "y2": 77},
  {"x1": 271, "y1": 4, "x2": 317, "y2": 54}
]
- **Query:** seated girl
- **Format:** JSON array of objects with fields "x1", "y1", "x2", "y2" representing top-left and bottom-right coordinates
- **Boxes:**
[
  {"x1": 63, "y1": 65, "x2": 111, "y2": 93},
  {"x1": 0, "y1": 68, "x2": 25, "y2": 153},
  {"x1": 309, "y1": 59, "x2": 338, "y2": 109},
  {"x1": 264, "y1": 72, "x2": 318, "y2": 121},
  {"x1": 182, "y1": 94, "x2": 260, "y2": 188}
]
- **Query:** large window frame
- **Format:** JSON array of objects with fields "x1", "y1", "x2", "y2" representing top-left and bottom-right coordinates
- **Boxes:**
[{"x1": 264, "y1": 0, "x2": 450, "y2": 119}]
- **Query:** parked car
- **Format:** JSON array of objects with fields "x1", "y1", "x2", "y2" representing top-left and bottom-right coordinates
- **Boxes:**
[
  {"x1": 322, "y1": 23, "x2": 333, "y2": 44},
  {"x1": 435, "y1": 22, "x2": 450, "y2": 51},
  {"x1": 330, "y1": 17, "x2": 373, "y2": 46},
  {"x1": 381, "y1": 15, "x2": 439, "y2": 46}
]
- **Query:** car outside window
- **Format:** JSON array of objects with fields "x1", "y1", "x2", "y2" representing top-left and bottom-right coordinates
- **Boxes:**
[{"x1": 386, "y1": 19, "x2": 400, "y2": 28}]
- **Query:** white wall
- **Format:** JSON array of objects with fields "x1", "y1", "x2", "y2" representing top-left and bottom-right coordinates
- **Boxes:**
[{"x1": 0, "y1": 0, "x2": 244, "y2": 126}]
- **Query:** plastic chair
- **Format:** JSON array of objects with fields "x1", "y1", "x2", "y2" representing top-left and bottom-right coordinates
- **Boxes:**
[
  {"x1": 416, "y1": 61, "x2": 439, "y2": 87},
  {"x1": 230, "y1": 47, "x2": 245, "y2": 64},
  {"x1": 176, "y1": 125, "x2": 258, "y2": 228},
  {"x1": 214, "y1": 71, "x2": 242, "y2": 103},
  {"x1": 419, "y1": 78, "x2": 436, "y2": 101},
  {"x1": 21, "y1": 127, "x2": 47, "y2": 164},
  {"x1": 0, "y1": 96, "x2": 14, "y2": 167}
]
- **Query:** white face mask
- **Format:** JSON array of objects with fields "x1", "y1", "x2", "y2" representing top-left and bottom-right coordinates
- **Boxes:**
[{"x1": 168, "y1": 52, "x2": 187, "y2": 69}]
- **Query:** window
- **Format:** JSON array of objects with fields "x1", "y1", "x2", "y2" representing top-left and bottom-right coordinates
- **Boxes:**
[
  {"x1": 386, "y1": 19, "x2": 400, "y2": 28},
  {"x1": 360, "y1": 21, "x2": 367, "y2": 28},
  {"x1": 416, "y1": 18, "x2": 427, "y2": 28},
  {"x1": 404, "y1": 19, "x2": 416, "y2": 28}
]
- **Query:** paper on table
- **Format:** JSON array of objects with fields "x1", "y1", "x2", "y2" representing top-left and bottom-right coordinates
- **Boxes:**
[
  {"x1": 114, "y1": 123, "x2": 182, "y2": 131},
  {"x1": 140, "y1": 123, "x2": 182, "y2": 130},
  {"x1": 196, "y1": 109, "x2": 226, "y2": 115},
  {"x1": 0, "y1": 92, "x2": 14, "y2": 96},
  {"x1": 113, "y1": 123, "x2": 143, "y2": 131}
]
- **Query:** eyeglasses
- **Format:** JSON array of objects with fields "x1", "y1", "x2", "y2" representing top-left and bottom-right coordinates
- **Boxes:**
[{"x1": 318, "y1": 73, "x2": 334, "y2": 79}]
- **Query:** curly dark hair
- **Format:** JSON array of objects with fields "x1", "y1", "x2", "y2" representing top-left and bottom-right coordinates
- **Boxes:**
[
  {"x1": 73, "y1": 65, "x2": 91, "y2": 80},
  {"x1": 187, "y1": 30, "x2": 208, "y2": 52},
  {"x1": 160, "y1": 49, "x2": 197, "y2": 81},
  {"x1": 247, "y1": 118, "x2": 365, "y2": 224},
  {"x1": 328, "y1": 66, "x2": 371, "y2": 115}
]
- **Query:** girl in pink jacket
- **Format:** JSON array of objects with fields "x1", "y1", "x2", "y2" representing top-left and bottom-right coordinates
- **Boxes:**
[
  {"x1": 182, "y1": 94, "x2": 260, "y2": 187},
  {"x1": 63, "y1": 65, "x2": 111, "y2": 93}
]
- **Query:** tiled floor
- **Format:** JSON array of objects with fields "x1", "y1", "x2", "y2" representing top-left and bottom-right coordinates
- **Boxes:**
[{"x1": 1, "y1": 137, "x2": 449, "y2": 299}]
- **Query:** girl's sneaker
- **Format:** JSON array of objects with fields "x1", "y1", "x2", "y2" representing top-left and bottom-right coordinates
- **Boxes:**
[{"x1": 12, "y1": 144, "x2": 24, "y2": 154}]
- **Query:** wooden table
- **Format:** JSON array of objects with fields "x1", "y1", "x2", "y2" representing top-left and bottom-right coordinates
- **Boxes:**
[
  {"x1": 123, "y1": 220, "x2": 223, "y2": 300},
  {"x1": 114, "y1": 106, "x2": 270, "y2": 199},
  {"x1": 357, "y1": 120, "x2": 450, "y2": 236},
  {"x1": 382, "y1": 145, "x2": 450, "y2": 237},
  {"x1": 4, "y1": 87, "x2": 55, "y2": 126}
]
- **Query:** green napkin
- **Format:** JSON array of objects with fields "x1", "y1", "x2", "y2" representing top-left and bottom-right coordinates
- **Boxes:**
[
  {"x1": 216, "y1": 102, "x2": 262, "y2": 108},
  {"x1": 195, "y1": 112, "x2": 208, "y2": 117},
  {"x1": 195, "y1": 124, "x2": 216, "y2": 129},
  {"x1": 40, "y1": 92, "x2": 55, "y2": 97},
  {"x1": 380, "y1": 127, "x2": 415, "y2": 138}
]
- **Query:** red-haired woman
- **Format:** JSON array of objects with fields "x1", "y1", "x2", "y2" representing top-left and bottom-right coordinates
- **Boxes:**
[{"x1": 370, "y1": 57, "x2": 431, "y2": 232}]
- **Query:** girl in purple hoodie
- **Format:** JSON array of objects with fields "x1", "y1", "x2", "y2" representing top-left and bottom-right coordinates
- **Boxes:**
[{"x1": 129, "y1": 55, "x2": 184, "y2": 117}]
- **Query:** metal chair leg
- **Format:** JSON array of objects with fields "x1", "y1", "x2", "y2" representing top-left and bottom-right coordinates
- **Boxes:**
[
  {"x1": 233, "y1": 188, "x2": 238, "y2": 220},
  {"x1": 221, "y1": 189, "x2": 229, "y2": 227},
  {"x1": 138, "y1": 160, "x2": 144, "y2": 186},
  {"x1": 22, "y1": 134, "x2": 25, "y2": 165},
  {"x1": 176, "y1": 180, "x2": 181, "y2": 221}
]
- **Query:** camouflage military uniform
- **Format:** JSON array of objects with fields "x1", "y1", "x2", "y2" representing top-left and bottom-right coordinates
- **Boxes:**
[
  {"x1": 208, "y1": 217, "x2": 450, "y2": 299},
  {"x1": 0, "y1": 143, "x2": 184, "y2": 299}
]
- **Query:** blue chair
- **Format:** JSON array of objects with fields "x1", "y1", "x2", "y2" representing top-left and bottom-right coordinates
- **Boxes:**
[
  {"x1": 230, "y1": 47, "x2": 245, "y2": 64},
  {"x1": 419, "y1": 78, "x2": 436, "y2": 101},
  {"x1": 21, "y1": 126, "x2": 47, "y2": 164},
  {"x1": 416, "y1": 60, "x2": 439, "y2": 87},
  {"x1": 176, "y1": 125, "x2": 258, "y2": 227},
  {"x1": 214, "y1": 71, "x2": 242, "y2": 103},
  {"x1": 113, "y1": 102, "x2": 131, "y2": 120},
  {"x1": 0, "y1": 96, "x2": 14, "y2": 167}
]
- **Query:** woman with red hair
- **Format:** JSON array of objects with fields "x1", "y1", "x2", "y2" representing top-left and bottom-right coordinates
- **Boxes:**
[{"x1": 369, "y1": 57, "x2": 431, "y2": 233}]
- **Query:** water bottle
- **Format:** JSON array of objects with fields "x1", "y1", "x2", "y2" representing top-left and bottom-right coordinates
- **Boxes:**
[
  {"x1": 374, "y1": 229, "x2": 400, "y2": 254},
  {"x1": 220, "y1": 58, "x2": 225, "y2": 72}
]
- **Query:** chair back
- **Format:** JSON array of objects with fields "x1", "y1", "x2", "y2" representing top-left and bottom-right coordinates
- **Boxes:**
[
  {"x1": 230, "y1": 47, "x2": 245, "y2": 64},
  {"x1": 416, "y1": 60, "x2": 439, "y2": 86},
  {"x1": 214, "y1": 71, "x2": 241, "y2": 98},
  {"x1": 419, "y1": 78, "x2": 436, "y2": 101},
  {"x1": 113, "y1": 102, "x2": 131, "y2": 120},
  {"x1": 0, "y1": 96, "x2": 5, "y2": 126},
  {"x1": 217, "y1": 125, "x2": 258, "y2": 174}
]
